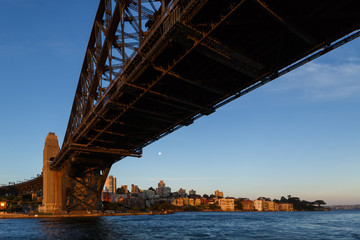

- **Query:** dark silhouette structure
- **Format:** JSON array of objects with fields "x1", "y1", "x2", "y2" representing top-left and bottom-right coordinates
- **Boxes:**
[{"x1": 2, "y1": 0, "x2": 360, "y2": 213}]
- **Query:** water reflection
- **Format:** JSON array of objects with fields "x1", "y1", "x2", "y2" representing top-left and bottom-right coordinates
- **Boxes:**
[{"x1": 1, "y1": 211, "x2": 359, "y2": 240}]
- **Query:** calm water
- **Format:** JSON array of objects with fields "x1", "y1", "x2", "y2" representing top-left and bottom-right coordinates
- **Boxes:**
[{"x1": 1, "y1": 211, "x2": 360, "y2": 239}]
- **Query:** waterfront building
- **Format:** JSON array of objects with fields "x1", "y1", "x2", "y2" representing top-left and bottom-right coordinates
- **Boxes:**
[
  {"x1": 265, "y1": 201, "x2": 276, "y2": 211},
  {"x1": 121, "y1": 185, "x2": 128, "y2": 193},
  {"x1": 172, "y1": 198, "x2": 184, "y2": 206},
  {"x1": 131, "y1": 184, "x2": 140, "y2": 194},
  {"x1": 189, "y1": 189, "x2": 196, "y2": 196},
  {"x1": 158, "y1": 180, "x2": 165, "y2": 188},
  {"x1": 105, "y1": 175, "x2": 117, "y2": 194},
  {"x1": 189, "y1": 198, "x2": 195, "y2": 206},
  {"x1": 156, "y1": 180, "x2": 171, "y2": 197},
  {"x1": 178, "y1": 188, "x2": 187, "y2": 197},
  {"x1": 274, "y1": 203, "x2": 280, "y2": 211},
  {"x1": 144, "y1": 189, "x2": 155, "y2": 199},
  {"x1": 215, "y1": 190, "x2": 224, "y2": 198},
  {"x1": 195, "y1": 198, "x2": 201, "y2": 206},
  {"x1": 241, "y1": 200, "x2": 254, "y2": 211},
  {"x1": 218, "y1": 198, "x2": 235, "y2": 211},
  {"x1": 172, "y1": 192, "x2": 179, "y2": 198},
  {"x1": 102, "y1": 192, "x2": 111, "y2": 202},
  {"x1": 201, "y1": 197, "x2": 210, "y2": 205},
  {"x1": 254, "y1": 199, "x2": 265, "y2": 211},
  {"x1": 279, "y1": 203, "x2": 294, "y2": 211}
]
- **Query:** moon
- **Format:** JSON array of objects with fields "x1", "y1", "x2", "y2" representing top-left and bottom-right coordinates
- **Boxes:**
[{"x1": 158, "y1": 152, "x2": 162, "y2": 156}]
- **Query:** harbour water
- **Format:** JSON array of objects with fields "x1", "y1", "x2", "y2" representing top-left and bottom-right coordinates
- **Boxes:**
[{"x1": 0, "y1": 211, "x2": 359, "y2": 239}]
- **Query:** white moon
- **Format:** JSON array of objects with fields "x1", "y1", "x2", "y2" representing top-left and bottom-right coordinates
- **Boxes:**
[{"x1": 158, "y1": 152, "x2": 162, "y2": 156}]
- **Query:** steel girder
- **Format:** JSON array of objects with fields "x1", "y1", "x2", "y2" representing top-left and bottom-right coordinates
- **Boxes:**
[{"x1": 53, "y1": 0, "x2": 360, "y2": 171}]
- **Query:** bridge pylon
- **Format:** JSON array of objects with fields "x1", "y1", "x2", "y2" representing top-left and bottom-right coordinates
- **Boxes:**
[
  {"x1": 39, "y1": 132, "x2": 63, "y2": 214},
  {"x1": 39, "y1": 132, "x2": 112, "y2": 214}
]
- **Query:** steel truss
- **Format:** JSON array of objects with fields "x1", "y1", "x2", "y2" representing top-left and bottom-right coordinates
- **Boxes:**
[
  {"x1": 46, "y1": 0, "x2": 360, "y2": 212},
  {"x1": 65, "y1": 166, "x2": 110, "y2": 211},
  {"x1": 63, "y1": 0, "x2": 166, "y2": 147}
]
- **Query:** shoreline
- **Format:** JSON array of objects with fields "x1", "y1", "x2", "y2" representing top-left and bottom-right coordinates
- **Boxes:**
[
  {"x1": 0, "y1": 208, "x2": 332, "y2": 219},
  {"x1": 0, "y1": 212, "x2": 166, "y2": 219}
]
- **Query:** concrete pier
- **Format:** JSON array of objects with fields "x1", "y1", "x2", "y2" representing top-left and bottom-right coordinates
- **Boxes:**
[{"x1": 38, "y1": 132, "x2": 63, "y2": 214}]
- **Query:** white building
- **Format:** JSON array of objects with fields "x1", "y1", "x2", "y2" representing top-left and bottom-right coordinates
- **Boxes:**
[{"x1": 254, "y1": 199, "x2": 265, "y2": 211}]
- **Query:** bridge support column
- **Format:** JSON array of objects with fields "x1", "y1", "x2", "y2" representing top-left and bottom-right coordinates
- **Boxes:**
[
  {"x1": 39, "y1": 132, "x2": 64, "y2": 214},
  {"x1": 64, "y1": 165, "x2": 110, "y2": 213}
]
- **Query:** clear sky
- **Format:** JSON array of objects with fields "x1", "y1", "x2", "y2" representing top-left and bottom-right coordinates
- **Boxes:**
[{"x1": 0, "y1": 1, "x2": 359, "y2": 205}]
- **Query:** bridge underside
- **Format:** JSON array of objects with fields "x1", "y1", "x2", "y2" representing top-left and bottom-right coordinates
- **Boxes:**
[{"x1": 46, "y1": 0, "x2": 360, "y2": 211}]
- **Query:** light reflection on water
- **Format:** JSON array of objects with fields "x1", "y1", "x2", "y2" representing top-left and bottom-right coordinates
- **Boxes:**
[{"x1": 0, "y1": 211, "x2": 359, "y2": 240}]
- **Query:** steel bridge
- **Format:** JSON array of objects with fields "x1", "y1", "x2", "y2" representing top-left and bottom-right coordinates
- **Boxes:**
[
  {"x1": 2, "y1": 0, "x2": 360, "y2": 212},
  {"x1": 0, "y1": 175, "x2": 42, "y2": 197}
]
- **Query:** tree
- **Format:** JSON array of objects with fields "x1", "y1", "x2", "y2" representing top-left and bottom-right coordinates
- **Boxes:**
[
  {"x1": 257, "y1": 197, "x2": 271, "y2": 201},
  {"x1": 203, "y1": 194, "x2": 209, "y2": 198},
  {"x1": 209, "y1": 202, "x2": 221, "y2": 210},
  {"x1": 148, "y1": 187, "x2": 156, "y2": 192},
  {"x1": 149, "y1": 200, "x2": 173, "y2": 212},
  {"x1": 234, "y1": 199, "x2": 243, "y2": 210},
  {"x1": 314, "y1": 200, "x2": 326, "y2": 208},
  {"x1": 116, "y1": 186, "x2": 127, "y2": 194}
]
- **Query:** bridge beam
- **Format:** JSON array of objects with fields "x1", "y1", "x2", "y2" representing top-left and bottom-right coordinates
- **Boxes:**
[{"x1": 172, "y1": 22, "x2": 263, "y2": 79}]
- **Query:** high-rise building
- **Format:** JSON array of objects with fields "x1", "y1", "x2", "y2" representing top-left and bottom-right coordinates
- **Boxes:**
[
  {"x1": 178, "y1": 188, "x2": 187, "y2": 197},
  {"x1": 156, "y1": 180, "x2": 171, "y2": 197},
  {"x1": 121, "y1": 185, "x2": 128, "y2": 193},
  {"x1": 189, "y1": 189, "x2": 196, "y2": 196},
  {"x1": 105, "y1": 175, "x2": 117, "y2": 194},
  {"x1": 215, "y1": 190, "x2": 223, "y2": 198},
  {"x1": 158, "y1": 180, "x2": 166, "y2": 188},
  {"x1": 131, "y1": 184, "x2": 140, "y2": 194}
]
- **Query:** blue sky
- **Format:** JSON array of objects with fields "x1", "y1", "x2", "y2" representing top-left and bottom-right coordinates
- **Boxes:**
[{"x1": 0, "y1": 1, "x2": 359, "y2": 205}]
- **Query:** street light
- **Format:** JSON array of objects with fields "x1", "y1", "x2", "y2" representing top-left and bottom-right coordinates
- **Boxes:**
[{"x1": 0, "y1": 201, "x2": 6, "y2": 211}]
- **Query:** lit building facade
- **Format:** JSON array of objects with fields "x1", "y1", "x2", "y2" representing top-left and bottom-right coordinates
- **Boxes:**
[
  {"x1": 105, "y1": 175, "x2": 117, "y2": 194},
  {"x1": 131, "y1": 184, "x2": 140, "y2": 194},
  {"x1": 279, "y1": 203, "x2": 294, "y2": 211},
  {"x1": 241, "y1": 200, "x2": 254, "y2": 211},
  {"x1": 189, "y1": 189, "x2": 196, "y2": 196},
  {"x1": 265, "y1": 201, "x2": 276, "y2": 211},
  {"x1": 254, "y1": 199, "x2": 265, "y2": 211},
  {"x1": 121, "y1": 185, "x2": 128, "y2": 193},
  {"x1": 215, "y1": 190, "x2": 224, "y2": 198},
  {"x1": 156, "y1": 180, "x2": 171, "y2": 197},
  {"x1": 218, "y1": 198, "x2": 235, "y2": 211},
  {"x1": 178, "y1": 188, "x2": 187, "y2": 197}
]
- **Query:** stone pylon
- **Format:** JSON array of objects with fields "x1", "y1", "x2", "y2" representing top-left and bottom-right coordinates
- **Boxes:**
[{"x1": 39, "y1": 132, "x2": 63, "y2": 214}]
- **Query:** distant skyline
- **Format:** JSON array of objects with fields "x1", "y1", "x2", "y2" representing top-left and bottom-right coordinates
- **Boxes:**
[{"x1": 0, "y1": 1, "x2": 359, "y2": 205}]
